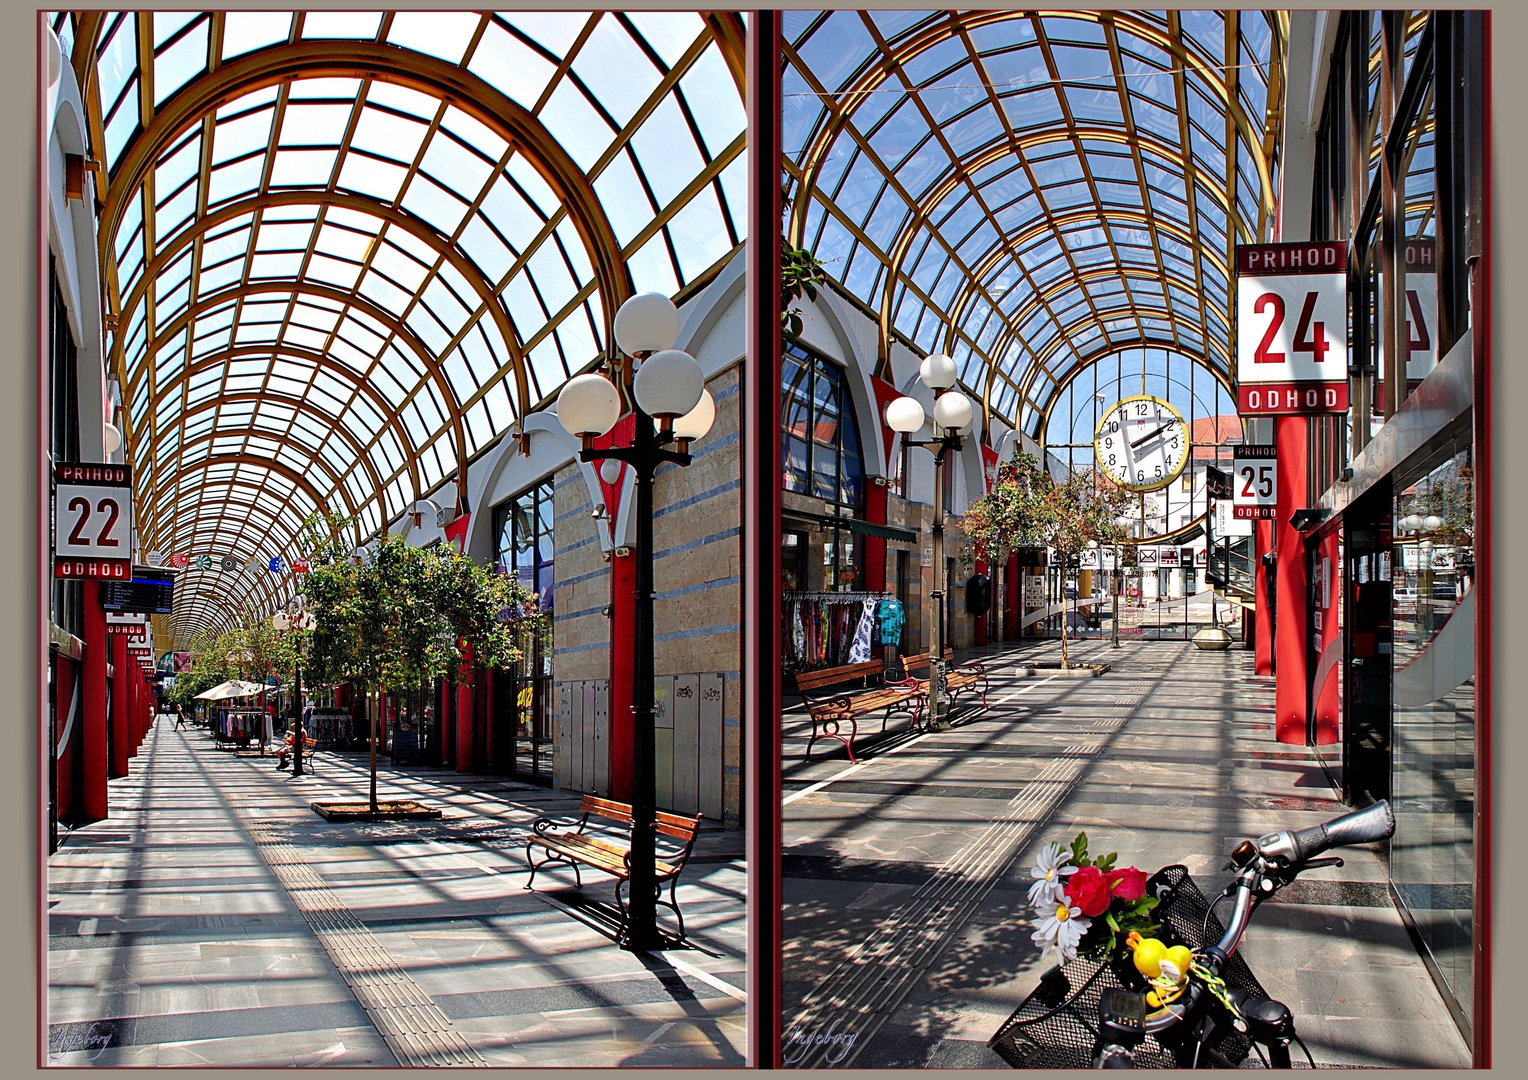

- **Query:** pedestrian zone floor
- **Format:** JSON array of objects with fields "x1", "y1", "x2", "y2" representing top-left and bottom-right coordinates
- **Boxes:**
[
  {"x1": 47, "y1": 723, "x2": 745, "y2": 1067},
  {"x1": 780, "y1": 638, "x2": 1470, "y2": 1069}
]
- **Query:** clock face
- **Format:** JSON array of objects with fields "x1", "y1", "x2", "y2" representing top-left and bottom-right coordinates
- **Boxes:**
[{"x1": 1094, "y1": 395, "x2": 1189, "y2": 492}]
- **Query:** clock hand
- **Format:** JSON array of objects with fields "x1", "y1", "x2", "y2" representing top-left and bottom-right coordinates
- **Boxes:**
[{"x1": 1130, "y1": 423, "x2": 1173, "y2": 449}]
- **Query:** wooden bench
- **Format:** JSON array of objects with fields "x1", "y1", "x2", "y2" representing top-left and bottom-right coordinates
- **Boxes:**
[
  {"x1": 524, "y1": 795, "x2": 702, "y2": 940},
  {"x1": 790, "y1": 659, "x2": 924, "y2": 763},
  {"x1": 897, "y1": 648, "x2": 991, "y2": 712}
]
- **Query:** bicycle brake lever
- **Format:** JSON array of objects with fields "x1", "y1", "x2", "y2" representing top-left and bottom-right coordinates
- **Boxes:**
[{"x1": 1299, "y1": 856, "x2": 1344, "y2": 870}]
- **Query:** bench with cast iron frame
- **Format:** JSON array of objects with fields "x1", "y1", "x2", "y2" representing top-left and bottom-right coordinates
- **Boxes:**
[
  {"x1": 895, "y1": 648, "x2": 991, "y2": 713},
  {"x1": 524, "y1": 795, "x2": 702, "y2": 940},
  {"x1": 790, "y1": 659, "x2": 926, "y2": 763}
]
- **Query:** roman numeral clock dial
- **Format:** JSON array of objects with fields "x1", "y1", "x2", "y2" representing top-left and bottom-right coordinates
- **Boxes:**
[{"x1": 1093, "y1": 395, "x2": 1189, "y2": 492}]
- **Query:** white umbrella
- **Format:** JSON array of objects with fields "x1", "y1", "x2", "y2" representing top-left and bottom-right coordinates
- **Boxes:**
[{"x1": 194, "y1": 680, "x2": 265, "y2": 701}]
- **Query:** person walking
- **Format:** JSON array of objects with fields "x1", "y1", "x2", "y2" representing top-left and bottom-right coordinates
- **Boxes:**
[{"x1": 174, "y1": 704, "x2": 188, "y2": 731}]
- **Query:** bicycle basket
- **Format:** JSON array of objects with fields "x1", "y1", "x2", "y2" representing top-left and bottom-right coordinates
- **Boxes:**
[{"x1": 988, "y1": 865, "x2": 1272, "y2": 1069}]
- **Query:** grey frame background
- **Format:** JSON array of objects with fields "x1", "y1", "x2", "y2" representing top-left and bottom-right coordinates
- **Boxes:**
[{"x1": 3, "y1": 1, "x2": 1527, "y2": 1076}]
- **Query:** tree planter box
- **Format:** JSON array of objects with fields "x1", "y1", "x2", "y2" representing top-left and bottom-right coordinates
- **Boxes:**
[
  {"x1": 310, "y1": 801, "x2": 442, "y2": 821},
  {"x1": 1017, "y1": 662, "x2": 1111, "y2": 677}
]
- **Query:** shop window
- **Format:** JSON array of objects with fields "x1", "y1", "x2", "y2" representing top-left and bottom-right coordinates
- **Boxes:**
[
  {"x1": 1390, "y1": 439, "x2": 1474, "y2": 1028},
  {"x1": 782, "y1": 531, "x2": 807, "y2": 591},
  {"x1": 782, "y1": 341, "x2": 864, "y2": 509},
  {"x1": 491, "y1": 478, "x2": 555, "y2": 780}
]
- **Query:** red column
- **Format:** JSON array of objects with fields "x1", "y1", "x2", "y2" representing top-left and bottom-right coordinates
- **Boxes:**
[
  {"x1": 80, "y1": 582, "x2": 109, "y2": 822},
  {"x1": 111, "y1": 635, "x2": 129, "y2": 775},
  {"x1": 608, "y1": 549, "x2": 636, "y2": 801},
  {"x1": 455, "y1": 641, "x2": 475, "y2": 772},
  {"x1": 862, "y1": 481, "x2": 888, "y2": 592},
  {"x1": 1273, "y1": 417, "x2": 1309, "y2": 743},
  {"x1": 601, "y1": 415, "x2": 637, "y2": 803},
  {"x1": 1254, "y1": 520, "x2": 1274, "y2": 675},
  {"x1": 1311, "y1": 529, "x2": 1340, "y2": 744}
]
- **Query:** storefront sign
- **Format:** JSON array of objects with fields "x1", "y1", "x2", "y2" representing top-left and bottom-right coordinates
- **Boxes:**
[
  {"x1": 53, "y1": 462, "x2": 134, "y2": 579},
  {"x1": 1079, "y1": 549, "x2": 1100, "y2": 569},
  {"x1": 1137, "y1": 546, "x2": 1159, "y2": 567},
  {"x1": 106, "y1": 611, "x2": 148, "y2": 638},
  {"x1": 1235, "y1": 242, "x2": 1349, "y2": 415},
  {"x1": 1022, "y1": 576, "x2": 1045, "y2": 607},
  {"x1": 1158, "y1": 546, "x2": 1181, "y2": 568},
  {"x1": 1232, "y1": 446, "x2": 1278, "y2": 519},
  {"x1": 1195, "y1": 547, "x2": 1208, "y2": 567},
  {"x1": 1216, "y1": 499, "x2": 1255, "y2": 537}
]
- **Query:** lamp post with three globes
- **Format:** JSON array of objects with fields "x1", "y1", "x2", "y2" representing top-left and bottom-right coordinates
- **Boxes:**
[
  {"x1": 555, "y1": 292, "x2": 715, "y2": 951},
  {"x1": 883, "y1": 353, "x2": 973, "y2": 732}
]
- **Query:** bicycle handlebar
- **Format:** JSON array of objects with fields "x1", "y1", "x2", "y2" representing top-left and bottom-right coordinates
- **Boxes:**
[{"x1": 1285, "y1": 800, "x2": 1394, "y2": 863}]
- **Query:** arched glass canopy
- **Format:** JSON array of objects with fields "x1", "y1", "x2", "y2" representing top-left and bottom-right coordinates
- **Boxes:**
[
  {"x1": 56, "y1": 10, "x2": 747, "y2": 646},
  {"x1": 782, "y1": 9, "x2": 1284, "y2": 439}
]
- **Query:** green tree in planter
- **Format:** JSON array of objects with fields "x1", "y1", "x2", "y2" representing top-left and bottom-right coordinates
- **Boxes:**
[
  {"x1": 298, "y1": 512, "x2": 544, "y2": 812},
  {"x1": 960, "y1": 450, "x2": 1133, "y2": 669}
]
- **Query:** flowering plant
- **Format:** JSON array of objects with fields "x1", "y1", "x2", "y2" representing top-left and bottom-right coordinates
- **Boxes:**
[{"x1": 1028, "y1": 832, "x2": 1160, "y2": 965}]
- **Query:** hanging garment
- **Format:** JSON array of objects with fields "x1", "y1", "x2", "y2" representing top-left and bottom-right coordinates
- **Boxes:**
[
  {"x1": 876, "y1": 599, "x2": 906, "y2": 647},
  {"x1": 792, "y1": 599, "x2": 805, "y2": 663},
  {"x1": 847, "y1": 598, "x2": 877, "y2": 663}
]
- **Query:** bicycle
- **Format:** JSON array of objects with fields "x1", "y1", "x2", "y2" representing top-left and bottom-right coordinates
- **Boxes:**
[{"x1": 988, "y1": 799, "x2": 1396, "y2": 1069}]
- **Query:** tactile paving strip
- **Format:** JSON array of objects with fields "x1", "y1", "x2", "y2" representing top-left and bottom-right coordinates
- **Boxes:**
[
  {"x1": 244, "y1": 822, "x2": 488, "y2": 1067},
  {"x1": 784, "y1": 748, "x2": 1095, "y2": 1068}
]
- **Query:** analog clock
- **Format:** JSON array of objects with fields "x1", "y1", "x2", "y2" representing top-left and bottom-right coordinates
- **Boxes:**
[{"x1": 1094, "y1": 395, "x2": 1189, "y2": 492}]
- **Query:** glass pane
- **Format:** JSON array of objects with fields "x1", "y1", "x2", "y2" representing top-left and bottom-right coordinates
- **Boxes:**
[{"x1": 1390, "y1": 443, "x2": 1475, "y2": 1021}]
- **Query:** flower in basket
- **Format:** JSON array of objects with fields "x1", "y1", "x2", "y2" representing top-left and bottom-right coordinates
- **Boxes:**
[
  {"x1": 1026, "y1": 840, "x2": 1078, "y2": 906},
  {"x1": 1027, "y1": 832, "x2": 1161, "y2": 965}
]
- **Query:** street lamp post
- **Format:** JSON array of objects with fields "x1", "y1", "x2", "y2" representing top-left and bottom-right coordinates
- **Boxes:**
[
  {"x1": 273, "y1": 610, "x2": 314, "y2": 775},
  {"x1": 884, "y1": 354, "x2": 973, "y2": 732},
  {"x1": 557, "y1": 293, "x2": 715, "y2": 952}
]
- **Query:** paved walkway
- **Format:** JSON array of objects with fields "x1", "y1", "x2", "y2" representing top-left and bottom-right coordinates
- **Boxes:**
[
  {"x1": 780, "y1": 639, "x2": 1470, "y2": 1069},
  {"x1": 46, "y1": 721, "x2": 745, "y2": 1067}
]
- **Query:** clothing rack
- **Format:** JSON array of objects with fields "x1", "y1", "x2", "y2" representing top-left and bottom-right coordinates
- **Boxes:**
[
  {"x1": 783, "y1": 591, "x2": 898, "y2": 670},
  {"x1": 784, "y1": 591, "x2": 891, "y2": 602}
]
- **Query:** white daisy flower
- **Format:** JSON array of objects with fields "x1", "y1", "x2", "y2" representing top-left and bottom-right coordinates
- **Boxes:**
[
  {"x1": 1027, "y1": 841, "x2": 1078, "y2": 907},
  {"x1": 1031, "y1": 900, "x2": 1090, "y2": 964}
]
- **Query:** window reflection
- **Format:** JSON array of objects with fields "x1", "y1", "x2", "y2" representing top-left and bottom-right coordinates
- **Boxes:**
[{"x1": 1390, "y1": 443, "x2": 1474, "y2": 1021}]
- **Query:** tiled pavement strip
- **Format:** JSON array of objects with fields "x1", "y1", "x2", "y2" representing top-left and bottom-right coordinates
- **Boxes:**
[
  {"x1": 781, "y1": 638, "x2": 1471, "y2": 1069},
  {"x1": 46, "y1": 721, "x2": 745, "y2": 1067}
]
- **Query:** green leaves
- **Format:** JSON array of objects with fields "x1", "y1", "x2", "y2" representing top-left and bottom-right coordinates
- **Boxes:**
[
  {"x1": 295, "y1": 514, "x2": 544, "y2": 696},
  {"x1": 782, "y1": 239, "x2": 828, "y2": 337}
]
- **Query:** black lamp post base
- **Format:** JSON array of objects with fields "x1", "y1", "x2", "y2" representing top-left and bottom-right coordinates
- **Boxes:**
[{"x1": 619, "y1": 924, "x2": 668, "y2": 953}]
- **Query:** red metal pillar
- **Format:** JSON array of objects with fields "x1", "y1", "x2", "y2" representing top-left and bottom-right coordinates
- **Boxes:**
[
  {"x1": 1273, "y1": 417, "x2": 1309, "y2": 743},
  {"x1": 601, "y1": 415, "x2": 637, "y2": 803},
  {"x1": 1254, "y1": 520, "x2": 1274, "y2": 674},
  {"x1": 1311, "y1": 529, "x2": 1340, "y2": 744},
  {"x1": 111, "y1": 635, "x2": 129, "y2": 774},
  {"x1": 455, "y1": 641, "x2": 475, "y2": 773},
  {"x1": 80, "y1": 582, "x2": 109, "y2": 822},
  {"x1": 862, "y1": 481, "x2": 888, "y2": 592}
]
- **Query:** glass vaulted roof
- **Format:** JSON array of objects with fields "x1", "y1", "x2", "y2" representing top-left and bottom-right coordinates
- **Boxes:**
[
  {"x1": 782, "y1": 10, "x2": 1283, "y2": 437},
  {"x1": 55, "y1": 10, "x2": 746, "y2": 645}
]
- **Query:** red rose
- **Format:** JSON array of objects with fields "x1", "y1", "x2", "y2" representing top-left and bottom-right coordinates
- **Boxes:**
[
  {"x1": 1106, "y1": 866, "x2": 1148, "y2": 903},
  {"x1": 1064, "y1": 865, "x2": 1112, "y2": 917}
]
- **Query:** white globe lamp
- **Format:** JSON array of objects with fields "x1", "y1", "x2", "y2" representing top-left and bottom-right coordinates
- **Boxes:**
[
  {"x1": 598, "y1": 458, "x2": 624, "y2": 485},
  {"x1": 885, "y1": 396, "x2": 925, "y2": 434},
  {"x1": 103, "y1": 422, "x2": 122, "y2": 455},
  {"x1": 557, "y1": 373, "x2": 622, "y2": 440},
  {"x1": 614, "y1": 292, "x2": 681, "y2": 356},
  {"x1": 633, "y1": 349, "x2": 704, "y2": 421},
  {"x1": 1422, "y1": 514, "x2": 1442, "y2": 533},
  {"x1": 919, "y1": 353, "x2": 957, "y2": 390},
  {"x1": 932, "y1": 390, "x2": 973, "y2": 432},
  {"x1": 673, "y1": 388, "x2": 716, "y2": 449}
]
